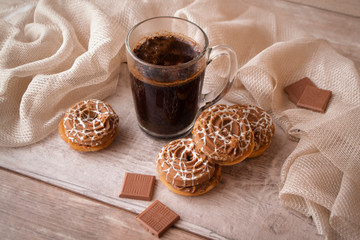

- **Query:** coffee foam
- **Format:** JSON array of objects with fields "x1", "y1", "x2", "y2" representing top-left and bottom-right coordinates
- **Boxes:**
[{"x1": 128, "y1": 32, "x2": 205, "y2": 87}]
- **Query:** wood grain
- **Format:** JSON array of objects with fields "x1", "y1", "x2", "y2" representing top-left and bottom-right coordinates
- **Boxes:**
[
  {"x1": 0, "y1": 168, "x2": 205, "y2": 240},
  {"x1": 246, "y1": 0, "x2": 360, "y2": 69},
  {"x1": 286, "y1": 0, "x2": 360, "y2": 17}
]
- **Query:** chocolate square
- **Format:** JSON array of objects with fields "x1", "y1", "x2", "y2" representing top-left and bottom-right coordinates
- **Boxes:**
[
  {"x1": 284, "y1": 77, "x2": 317, "y2": 104},
  {"x1": 119, "y1": 172, "x2": 156, "y2": 201},
  {"x1": 297, "y1": 85, "x2": 332, "y2": 113},
  {"x1": 136, "y1": 200, "x2": 180, "y2": 237}
]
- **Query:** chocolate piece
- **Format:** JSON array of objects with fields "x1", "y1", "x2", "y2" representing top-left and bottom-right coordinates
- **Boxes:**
[
  {"x1": 297, "y1": 85, "x2": 332, "y2": 113},
  {"x1": 136, "y1": 200, "x2": 180, "y2": 237},
  {"x1": 284, "y1": 77, "x2": 317, "y2": 104},
  {"x1": 119, "y1": 172, "x2": 156, "y2": 201}
]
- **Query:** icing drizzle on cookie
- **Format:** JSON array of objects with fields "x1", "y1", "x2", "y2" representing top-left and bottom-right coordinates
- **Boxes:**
[
  {"x1": 230, "y1": 105, "x2": 274, "y2": 151},
  {"x1": 192, "y1": 104, "x2": 254, "y2": 163},
  {"x1": 63, "y1": 99, "x2": 119, "y2": 146},
  {"x1": 156, "y1": 138, "x2": 215, "y2": 188}
]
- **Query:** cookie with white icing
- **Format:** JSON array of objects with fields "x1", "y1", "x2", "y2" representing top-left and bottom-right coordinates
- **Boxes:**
[
  {"x1": 59, "y1": 99, "x2": 119, "y2": 152},
  {"x1": 192, "y1": 104, "x2": 254, "y2": 165},
  {"x1": 229, "y1": 104, "x2": 275, "y2": 158},
  {"x1": 156, "y1": 138, "x2": 221, "y2": 196}
]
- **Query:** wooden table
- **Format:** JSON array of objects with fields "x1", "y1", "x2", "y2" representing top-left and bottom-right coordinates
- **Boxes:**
[{"x1": 1, "y1": 1, "x2": 359, "y2": 239}]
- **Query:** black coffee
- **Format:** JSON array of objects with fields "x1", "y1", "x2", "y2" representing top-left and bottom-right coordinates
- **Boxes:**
[{"x1": 130, "y1": 34, "x2": 204, "y2": 136}]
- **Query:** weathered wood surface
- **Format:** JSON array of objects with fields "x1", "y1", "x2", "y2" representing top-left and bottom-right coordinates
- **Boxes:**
[
  {"x1": 245, "y1": 0, "x2": 360, "y2": 69},
  {"x1": 0, "y1": 168, "x2": 205, "y2": 240},
  {"x1": 1, "y1": 0, "x2": 359, "y2": 239},
  {"x1": 287, "y1": 0, "x2": 360, "y2": 17}
]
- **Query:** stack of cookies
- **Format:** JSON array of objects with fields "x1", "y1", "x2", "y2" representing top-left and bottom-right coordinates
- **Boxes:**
[{"x1": 156, "y1": 104, "x2": 275, "y2": 196}]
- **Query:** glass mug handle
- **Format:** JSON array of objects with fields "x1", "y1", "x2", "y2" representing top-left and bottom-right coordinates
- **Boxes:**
[{"x1": 199, "y1": 45, "x2": 238, "y2": 112}]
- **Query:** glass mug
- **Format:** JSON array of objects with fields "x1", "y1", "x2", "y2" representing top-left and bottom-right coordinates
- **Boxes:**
[{"x1": 126, "y1": 16, "x2": 237, "y2": 138}]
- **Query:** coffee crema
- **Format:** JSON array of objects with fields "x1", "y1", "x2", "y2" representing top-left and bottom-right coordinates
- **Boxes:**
[
  {"x1": 130, "y1": 33, "x2": 205, "y2": 136},
  {"x1": 134, "y1": 34, "x2": 200, "y2": 66}
]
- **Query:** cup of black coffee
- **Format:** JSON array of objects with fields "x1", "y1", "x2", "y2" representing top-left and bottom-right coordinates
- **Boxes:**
[{"x1": 126, "y1": 16, "x2": 238, "y2": 138}]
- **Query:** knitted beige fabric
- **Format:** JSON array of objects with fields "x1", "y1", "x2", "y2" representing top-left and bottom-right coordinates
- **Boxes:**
[
  {"x1": 230, "y1": 39, "x2": 360, "y2": 239},
  {"x1": 1, "y1": 0, "x2": 359, "y2": 239}
]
